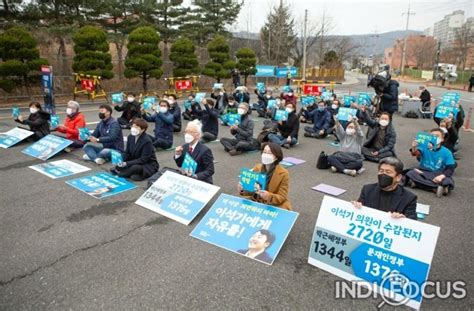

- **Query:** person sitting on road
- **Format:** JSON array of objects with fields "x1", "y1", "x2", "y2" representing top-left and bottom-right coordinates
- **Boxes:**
[
  {"x1": 352, "y1": 157, "x2": 417, "y2": 220},
  {"x1": 211, "y1": 87, "x2": 228, "y2": 112},
  {"x1": 254, "y1": 89, "x2": 274, "y2": 118},
  {"x1": 281, "y1": 89, "x2": 297, "y2": 107},
  {"x1": 196, "y1": 98, "x2": 220, "y2": 143},
  {"x1": 174, "y1": 120, "x2": 215, "y2": 184},
  {"x1": 54, "y1": 100, "x2": 86, "y2": 149},
  {"x1": 327, "y1": 117, "x2": 364, "y2": 177},
  {"x1": 233, "y1": 86, "x2": 250, "y2": 104},
  {"x1": 221, "y1": 95, "x2": 239, "y2": 125},
  {"x1": 82, "y1": 104, "x2": 124, "y2": 165},
  {"x1": 113, "y1": 93, "x2": 141, "y2": 129},
  {"x1": 168, "y1": 94, "x2": 182, "y2": 132},
  {"x1": 360, "y1": 108, "x2": 396, "y2": 162},
  {"x1": 267, "y1": 102, "x2": 299, "y2": 149},
  {"x1": 434, "y1": 103, "x2": 465, "y2": 132},
  {"x1": 303, "y1": 100, "x2": 332, "y2": 138},
  {"x1": 238, "y1": 142, "x2": 292, "y2": 210},
  {"x1": 439, "y1": 118, "x2": 458, "y2": 154},
  {"x1": 15, "y1": 101, "x2": 51, "y2": 141},
  {"x1": 182, "y1": 94, "x2": 200, "y2": 121},
  {"x1": 405, "y1": 128, "x2": 456, "y2": 197},
  {"x1": 220, "y1": 102, "x2": 259, "y2": 156},
  {"x1": 143, "y1": 100, "x2": 174, "y2": 150},
  {"x1": 110, "y1": 118, "x2": 159, "y2": 181}
]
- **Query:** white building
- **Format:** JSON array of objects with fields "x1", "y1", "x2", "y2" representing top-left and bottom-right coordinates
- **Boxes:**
[{"x1": 431, "y1": 10, "x2": 465, "y2": 47}]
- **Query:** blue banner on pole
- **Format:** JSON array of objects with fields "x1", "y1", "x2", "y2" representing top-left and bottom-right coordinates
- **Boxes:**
[{"x1": 255, "y1": 65, "x2": 276, "y2": 77}]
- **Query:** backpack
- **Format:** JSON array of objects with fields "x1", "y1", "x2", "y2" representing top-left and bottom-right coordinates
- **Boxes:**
[{"x1": 316, "y1": 151, "x2": 330, "y2": 169}]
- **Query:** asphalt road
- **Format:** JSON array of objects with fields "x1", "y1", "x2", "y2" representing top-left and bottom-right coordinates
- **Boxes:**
[{"x1": 0, "y1": 75, "x2": 473, "y2": 310}]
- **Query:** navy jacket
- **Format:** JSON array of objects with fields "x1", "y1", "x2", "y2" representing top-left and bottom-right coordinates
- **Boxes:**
[
  {"x1": 170, "y1": 105, "x2": 182, "y2": 130},
  {"x1": 358, "y1": 183, "x2": 417, "y2": 220},
  {"x1": 362, "y1": 111, "x2": 396, "y2": 154},
  {"x1": 114, "y1": 100, "x2": 141, "y2": 121},
  {"x1": 91, "y1": 117, "x2": 124, "y2": 151},
  {"x1": 196, "y1": 104, "x2": 220, "y2": 137},
  {"x1": 175, "y1": 142, "x2": 215, "y2": 184},
  {"x1": 305, "y1": 108, "x2": 332, "y2": 132},
  {"x1": 143, "y1": 111, "x2": 174, "y2": 145},
  {"x1": 122, "y1": 133, "x2": 159, "y2": 178},
  {"x1": 380, "y1": 80, "x2": 399, "y2": 113},
  {"x1": 233, "y1": 91, "x2": 250, "y2": 103},
  {"x1": 211, "y1": 92, "x2": 228, "y2": 112}
]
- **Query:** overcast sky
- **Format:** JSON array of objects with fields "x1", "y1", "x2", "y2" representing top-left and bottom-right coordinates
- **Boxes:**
[{"x1": 231, "y1": 0, "x2": 473, "y2": 36}]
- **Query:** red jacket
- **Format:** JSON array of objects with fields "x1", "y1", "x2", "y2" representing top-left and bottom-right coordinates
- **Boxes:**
[{"x1": 57, "y1": 112, "x2": 86, "y2": 140}]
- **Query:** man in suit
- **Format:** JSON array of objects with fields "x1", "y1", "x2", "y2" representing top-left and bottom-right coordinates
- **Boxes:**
[
  {"x1": 352, "y1": 157, "x2": 417, "y2": 220},
  {"x1": 174, "y1": 120, "x2": 215, "y2": 184}
]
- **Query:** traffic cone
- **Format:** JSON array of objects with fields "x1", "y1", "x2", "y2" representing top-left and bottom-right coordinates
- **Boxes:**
[{"x1": 464, "y1": 107, "x2": 473, "y2": 132}]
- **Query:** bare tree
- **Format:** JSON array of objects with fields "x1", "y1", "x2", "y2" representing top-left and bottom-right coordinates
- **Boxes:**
[
  {"x1": 408, "y1": 39, "x2": 436, "y2": 69},
  {"x1": 332, "y1": 37, "x2": 360, "y2": 65},
  {"x1": 453, "y1": 24, "x2": 472, "y2": 71},
  {"x1": 293, "y1": 18, "x2": 326, "y2": 67}
]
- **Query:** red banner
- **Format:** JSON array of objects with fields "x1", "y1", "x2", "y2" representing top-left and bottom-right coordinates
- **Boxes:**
[
  {"x1": 81, "y1": 79, "x2": 94, "y2": 92},
  {"x1": 175, "y1": 80, "x2": 192, "y2": 90},
  {"x1": 303, "y1": 84, "x2": 321, "y2": 95}
]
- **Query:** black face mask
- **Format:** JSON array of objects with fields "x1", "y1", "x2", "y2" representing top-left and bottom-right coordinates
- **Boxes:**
[
  {"x1": 98, "y1": 112, "x2": 106, "y2": 120},
  {"x1": 378, "y1": 174, "x2": 394, "y2": 189}
]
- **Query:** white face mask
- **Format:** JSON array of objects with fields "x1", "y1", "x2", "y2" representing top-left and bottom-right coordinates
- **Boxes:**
[
  {"x1": 379, "y1": 119, "x2": 389, "y2": 127},
  {"x1": 266, "y1": 95, "x2": 271, "y2": 98},
  {"x1": 66, "y1": 108, "x2": 73, "y2": 115},
  {"x1": 331, "y1": 104, "x2": 338, "y2": 110},
  {"x1": 158, "y1": 107, "x2": 168, "y2": 113},
  {"x1": 127, "y1": 97, "x2": 134, "y2": 103},
  {"x1": 346, "y1": 128, "x2": 356, "y2": 136},
  {"x1": 130, "y1": 127, "x2": 141, "y2": 136},
  {"x1": 237, "y1": 108, "x2": 246, "y2": 115},
  {"x1": 261, "y1": 153, "x2": 275, "y2": 165},
  {"x1": 288, "y1": 92, "x2": 293, "y2": 97},
  {"x1": 285, "y1": 107, "x2": 293, "y2": 113},
  {"x1": 440, "y1": 127, "x2": 448, "y2": 134},
  {"x1": 30, "y1": 107, "x2": 38, "y2": 114},
  {"x1": 184, "y1": 133, "x2": 195, "y2": 144},
  {"x1": 436, "y1": 137, "x2": 442, "y2": 145}
]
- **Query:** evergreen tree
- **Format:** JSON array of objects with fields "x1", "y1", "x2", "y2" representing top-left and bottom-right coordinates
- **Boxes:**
[
  {"x1": 72, "y1": 25, "x2": 114, "y2": 79},
  {"x1": 0, "y1": 26, "x2": 48, "y2": 93},
  {"x1": 202, "y1": 34, "x2": 235, "y2": 82},
  {"x1": 124, "y1": 26, "x2": 163, "y2": 91},
  {"x1": 141, "y1": 0, "x2": 188, "y2": 44},
  {"x1": 170, "y1": 38, "x2": 200, "y2": 77},
  {"x1": 260, "y1": 2, "x2": 296, "y2": 65},
  {"x1": 236, "y1": 47, "x2": 256, "y2": 85}
]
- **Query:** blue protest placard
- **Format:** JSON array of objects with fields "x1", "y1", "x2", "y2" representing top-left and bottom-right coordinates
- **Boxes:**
[
  {"x1": 337, "y1": 107, "x2": 358, "y2": 121},
  {"x1": 282, "y1": 85, "x2": 292, "y2": 93},
  {"x1": 66, "y1": 172, "x2": 137, "y2": 199},
  {"x1": 111, "y1": 149, "x2": 123, "y2": 166},
  {"x1": 301, "y1": 96, "x2": 316, "y2": 107},
  {"x1": 226, "y1": 113, "x2": 241, "y2": 126},
  {"x1": 435, "y1": 104, "x2": 458, "y2": 119},
  {"x1": 183, "y1": 100, "x2": 193, "y2": 110},
  {"x1": 111, "y1": 92, "x2": 123, "y2": 104},
  {"x1": 357, "y1": 93, "x2": 372, "y2": 106},
  {"x1": 182, "y1": 153, "x2": 197, "y2": 175},
  {"x1": 240, "y1": 168, "x2": 267, "y2": 193},
  {"x1": 195, "y1": 92, "x2": 206, "y2": 104},
  {"x1": 78, "y1": 128, "x2": 91, "y2": 141},
  {"x1": 29, "y1": 159, "x2": 91, "y2": 179},
  {"x1": 50, "y1": 115, "x2": 60, "y2": 129},
  {"x1": 256, "y1": 82, "x2": 265, "y2": 93},
  {"x1": 22, "y1": 134, "x2": 72, "y2": 160},
  {"x1": 343, "y1": 95, "x2": 357, "y2": 107},
  {"x1": 12, "y1": 107, "x2": 20, "y2": 119},
  {"x1": 441, "y1": 92, "x2": 460, "y2": 103},
  {"x1": 213, "y1": 83, "x2": 223, "y2": 90},
  {"x1": 267, "y1": 99, "x2": 277, "y2": 110},
  {"x1": 308, "y1": 195, "x2": 440, "y2": 309},
  {"x1": 321, "y1": 92, "x2": 332, "y2": 101},
  {"x1": 416, "y1": 132, "x2": 438, "y2": 149},
  {"x1": 0, "y1": 127, "x2": 34, "y2": 149},
  {"x1": 255, "y1": 65, "x2": 276, "y2": 77},
  {"x1": 190, "y1": 193, "x2": 299, "y2": 265},
  {"x1": 136, "y1": 170, "x2": 220, "y2": 225},
  {"x1": 143, "y1": 96, "x2": 157, "y2": 110},
  {"x1": 274, "y1": 109, "x2": 289, "y2": 121}
]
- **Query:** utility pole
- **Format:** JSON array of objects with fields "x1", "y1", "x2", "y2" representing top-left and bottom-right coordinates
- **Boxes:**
[
  {"x1": 433, "y1": 41, "x2": 441, "y2": 84},
  {"x1": 400, "y1": 4, "x2": 415, "y2": 75},
  {"x1": 302, "y1": 9, "x2": 308, "y2": 80},
  {"x1": 319, "y1": 9, "x2": 325, "y2": 68}
]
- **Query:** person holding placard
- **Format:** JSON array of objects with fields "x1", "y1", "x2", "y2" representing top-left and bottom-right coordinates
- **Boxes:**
[
  {"x1": 281, "y1": 88, "x2": 297, "y2": 107},
  {"x1": 174, "y1": 120, "x2": 215, "y2": 184},
  {"x1": 352, "y1": 157, "x2": 417, "y2": 220},
  {"x1": 113, "y1": 93, "x2": 142, "y2": 129},
  {"x1": 54, "y1": 100, "x2": 86, "y2": 149},
  {"x1": 439, "y1": 118, "x2": 458, "y2": 154},
  {"x1": 434, "y1": 103, "x2": 465, "y2": 132},
  {"x1": 327, "y1": 117, "x2": 364, "y2": 177},
  {"x1": 82, "y1": 104, "x2": 124, "y2": 165},
  {"x1": 182, "y1": 94, "x2": 200, "y2": 121},
  {"x1": 233, "y1": 86, "x2": 250, "y2": 104},
  {"x1": 110, "y1": 119, "x2": 159, "y2": 181},
  {"x1": 254, "y1": 89, "x2": 274, "y2": 118},
  {"x1": 167, "y1": 94, "x2": 182, "y2": 132},
  {"x1": 15, "y1": 102, "x2": 51, "y2": 141},
  {"x1": 194, "y1": 98, "x2": 220, "y2": 143},
  {"x1": 360, "y1": 109, "x2": 396, "y2": 162},
  {"x1": 238, "y1": 143, "x2": 292, "y2": 210},
  {"x1": 143, "y1": 100, "x2": 174, "y2": 150},
  {"x1": 268, "y1": 102, "x2": 299, "y2": 149},
  {"x1": 211, "y1": 86, "x2": 228, "y2": 112},
  {"x1": 220, "y1": 103, "x2": 259, "y2": 156},
  {"x1": 302, "y1": 100, "x2": 332, "y2": 138},
  {"x1": 406, "y1": 128, "x2": 456, "y2": 197}
]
